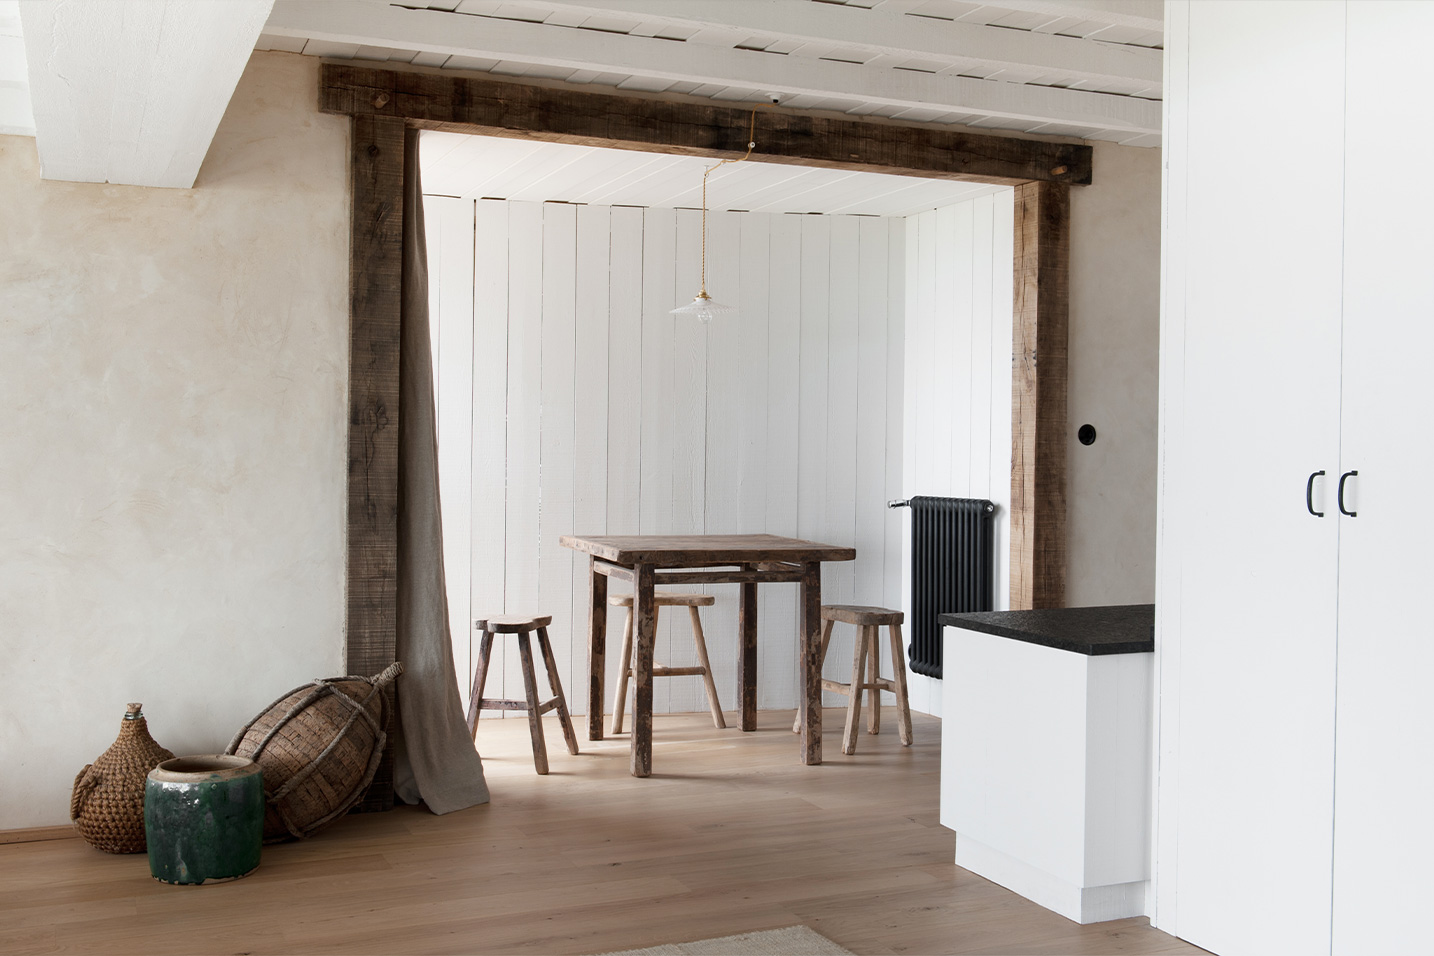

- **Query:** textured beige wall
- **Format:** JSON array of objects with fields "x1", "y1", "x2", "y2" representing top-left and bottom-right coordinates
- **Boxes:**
[
  {"x1": 1067, "y1": 142, "x2": 1163, "y2": 606},
  {"x1": 0, "y1": 52, "x2": 349, "y2": 829}
]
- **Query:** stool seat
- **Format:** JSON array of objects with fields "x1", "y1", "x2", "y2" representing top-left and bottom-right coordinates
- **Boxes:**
[
  {"x1": 476, "y1": 614, "x2": 554, "y2": 633},
  {"x1": 467, "y1": 615, "x2": 577, "y2": 774},
  {"x1": 611, "y1": 591, "x2": 724, "y2": 734},
  {"x1": 793, "y1": 603, "x2": 913, "y2": 753},
  {"x1": 608, "y1": 593, "x2": 715, "y2": 608},
  {"x1": 822, "y1": 605, "x2": 904, "y2": 626}
]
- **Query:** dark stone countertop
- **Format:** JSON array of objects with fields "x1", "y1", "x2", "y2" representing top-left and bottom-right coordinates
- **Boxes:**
[{"x1": 938, "y1": 604, "x2": 1154, "y2": 656}]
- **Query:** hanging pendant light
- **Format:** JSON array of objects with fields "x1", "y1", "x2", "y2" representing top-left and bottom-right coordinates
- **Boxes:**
[{"x1": 672, "y1": 105, "x2": 767, "y2": 322}]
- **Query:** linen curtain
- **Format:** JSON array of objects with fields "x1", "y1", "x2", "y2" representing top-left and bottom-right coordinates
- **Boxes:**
[{"x1": 392, "y1": 127, "x2": 490, "y2": 813}]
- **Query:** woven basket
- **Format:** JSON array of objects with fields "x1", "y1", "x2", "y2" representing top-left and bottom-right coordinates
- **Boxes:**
[
  {"x1": 71, "y1": 703, "x2": 175, "y2": 854},
  {"x1": 225, "y1": 662, "x2": 402, "y2": 843}
]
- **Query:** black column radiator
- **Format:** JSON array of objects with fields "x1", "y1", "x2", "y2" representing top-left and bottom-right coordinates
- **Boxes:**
[{"x1": 891, "y1": 496, "x2": 996, "y2": 678}]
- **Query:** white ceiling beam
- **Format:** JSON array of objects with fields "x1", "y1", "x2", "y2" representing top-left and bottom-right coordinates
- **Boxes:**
[
  {"x1": 971, "y1": 0, "x2": 1163, "y2": 33},
  {"x1": 20, "y1": 0, "x2": 274, "y2": 188},
  {"x1": 264, "y1": 1, "x2": 1161, "y2": 134},
  {"x1": 538, "y1": 0, "x2": 1161, "y2": 87}
]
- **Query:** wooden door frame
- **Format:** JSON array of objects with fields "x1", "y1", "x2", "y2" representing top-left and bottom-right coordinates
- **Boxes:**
[{"x1": 323, "y1": 64, "x2": 1077, "y2": 803}]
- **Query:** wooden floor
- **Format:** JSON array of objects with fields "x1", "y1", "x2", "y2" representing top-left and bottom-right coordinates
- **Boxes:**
[{"x1": 1, "y1": 711, "x2": 1204, "y2": 956}]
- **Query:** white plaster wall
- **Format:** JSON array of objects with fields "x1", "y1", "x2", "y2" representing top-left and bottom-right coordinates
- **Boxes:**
[
  {"x1": 1066, "y1": 142, "x2": 1162, "y2": 607},
  {"x1": 0, "y1": 52, "x2": 348, "y2": 829}
]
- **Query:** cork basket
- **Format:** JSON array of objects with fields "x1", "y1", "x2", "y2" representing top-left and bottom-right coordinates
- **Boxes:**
[
  {"x1": 71, "y1": 704, "x2": 175, "y2": 854},
  {"x1": 226, "y1": 662, "x2": 402, "y2": 843}
]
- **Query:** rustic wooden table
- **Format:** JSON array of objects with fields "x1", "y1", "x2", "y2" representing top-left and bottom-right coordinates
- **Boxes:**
[{"x1": 559, "y1": 534, "x2": 857, "y2": 777}]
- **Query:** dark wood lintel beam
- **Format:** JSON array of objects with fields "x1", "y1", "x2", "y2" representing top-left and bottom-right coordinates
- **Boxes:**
[{"x1": 319, "y1": 63, "x2": 1091, "y2": 187}]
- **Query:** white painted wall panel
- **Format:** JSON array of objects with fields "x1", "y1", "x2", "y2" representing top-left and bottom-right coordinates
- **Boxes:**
[
  {"x1": 470, "y1": 199, "x2": 511, "y2": 703},
  {"x1": 435, "y1": 200, "x2": 907, "y2": 718},
  {"x1": 426, "y1": 195, "x2": 477, "y2": 698},
  {"x1": 762, "y1": 213, "x2": 804, "y2": 710},
  {"x1": 902, "y1": 192, "x2": 1016, "y2": 717},
  {"x1": 435, "y1": 191, "x2": 1026, "y2": 724}
]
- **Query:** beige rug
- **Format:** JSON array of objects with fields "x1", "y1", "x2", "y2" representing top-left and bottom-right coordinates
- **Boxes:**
[{"x1": 595, "y1": 925, "x2": 854, "y2": 956}]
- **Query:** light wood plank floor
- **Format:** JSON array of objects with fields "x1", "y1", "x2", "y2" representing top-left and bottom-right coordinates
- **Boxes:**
[{"x1": 0, "y1": 711, "x2": 1205, "y2": 955}]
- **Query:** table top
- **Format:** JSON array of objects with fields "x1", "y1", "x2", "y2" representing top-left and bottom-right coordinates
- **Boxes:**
[{"x1": 560, "y1": 533, "x2": 856, "y2": 567}]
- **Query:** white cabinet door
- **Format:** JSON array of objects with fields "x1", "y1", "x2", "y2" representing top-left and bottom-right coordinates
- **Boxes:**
[
  {"x1": 1332, "y1": 5, "x2": 1434, "y2": 952},
  {"x1": 1165, "y1": 4, "x2": 1345, "y2": 954}
]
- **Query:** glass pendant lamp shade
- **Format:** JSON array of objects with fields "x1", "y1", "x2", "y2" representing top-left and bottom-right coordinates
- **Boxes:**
[
  {"x1": 674, "y1": 108, "x2": 768, "y2": 322},
  {"x1": 670, "y1": 291, "x2": 737, "y2": 323}
]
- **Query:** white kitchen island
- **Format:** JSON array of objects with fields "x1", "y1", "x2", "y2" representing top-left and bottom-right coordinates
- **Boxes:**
[{"x1": 939, "y1": 605, "x2": 1154, "y2": 924}]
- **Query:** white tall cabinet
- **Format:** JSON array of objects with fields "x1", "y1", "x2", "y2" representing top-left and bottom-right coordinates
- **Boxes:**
[{"x1": 1157, "y1": 3, "x2": 1434, "y2": 955}]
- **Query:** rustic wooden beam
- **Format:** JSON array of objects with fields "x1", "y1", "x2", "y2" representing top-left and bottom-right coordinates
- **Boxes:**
[
  {"x1": 345, "y1": 113, "x2": 406, "y2": 811},
  {"x1": 1009, "y1": 181, "x2": 1070, "y2": 610},
  {"x1": 331, "y1": 63, "x2": 1077, "y2": 778},
  {"x1": 319, "y1": 63, "x2": 1091, "y2": 187}
]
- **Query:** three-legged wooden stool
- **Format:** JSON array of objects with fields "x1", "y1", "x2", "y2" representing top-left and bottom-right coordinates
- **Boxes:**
[
  {"x1": 610, "y1": 592, "x2": 725, "y2": 734},
  {"x1": 466, "y1": 614, "x2": 579, "y2": 774},
  {"x1": 793, "y1": 604, "x2": 913, "y2": 754}
]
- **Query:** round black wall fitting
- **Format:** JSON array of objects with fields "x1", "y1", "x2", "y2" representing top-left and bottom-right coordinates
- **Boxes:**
[{"x1": 1077, "y1": 424, "x2": 1097, "y2": 446}]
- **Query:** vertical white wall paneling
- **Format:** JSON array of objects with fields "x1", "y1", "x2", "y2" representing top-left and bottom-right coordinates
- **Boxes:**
[
  {"x1": 825, "y1": 215, "x2": 860, "y2": 613},
  {"x1": 701, "y1": 208, "x2": 747, "y2": 717},
  {"x1": 797, "y1": 216, "x2": 831, "y2": 545},
  {"x1": 504, "y1": 201, "x2": 545, "y2": 706},
  {"x1": 990, "y1": 190, "x2": 1015, "y2": 613},
  {"x1": 763, "y1": 214, "x2": 804, "y2": 710},
  {"x1": 968, "y1": 195, "x2": 996, "y2": 502},
  {"x1": 798, "y1": 216, "x2": 836, "y2": 695},
  {"x1": 471, "y1": 199, "x2": 510, "y2": 707},
  {"x1": 901, "y1": 194, "x2": 1015, "y2": 716},
  {"x1": 425, "y1": 195, "x2": 476, "y2": 704},
  {"x1": 433, "y1": 199, "x2": 920, "y2": 724},
  {"x1": 884, "y1": 218, "x2": 907, "y2": 621},
  {"x1": 900, "y1": 215, "x2": 921, "y2": 713},
  {"x1": 538, "y1": 202, "x2": 578, "y2": 715},
  {"x1": 931, "y1": 206, "x2": 957, "y2": 502},
  {"x1": 640, "y1": 207, "x2": 678, "y2": 714},
  {"x1": 856, "y1": 216, "x2": 890, "y2": 693},
  {"x1": 949, "y1": 201, "x2": 976, "y2": 495},
  {"x1": 734, "y1": 212, "x2": 771, "y2": 715},
  {"x1": 605, "y1": 205, "x2": 644, "y2": 707},
  {"x1": 667, "y1": 206, "x2": 712, "y2": 716},
  {"x1": 572, "y1": 204, "x2": 612, "y2": 712}
]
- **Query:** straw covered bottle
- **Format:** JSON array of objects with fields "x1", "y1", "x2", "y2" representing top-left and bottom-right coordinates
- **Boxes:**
[{"x1": 71, "y1": 703, "x2": 175, "y2": 853}]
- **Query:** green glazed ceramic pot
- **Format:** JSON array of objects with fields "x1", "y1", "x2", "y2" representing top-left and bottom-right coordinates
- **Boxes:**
[{"x1": 144, "y1": 755, "x2": 264, "y2": 885}]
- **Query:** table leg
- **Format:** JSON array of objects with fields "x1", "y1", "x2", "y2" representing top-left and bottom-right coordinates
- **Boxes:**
[
  {"x1": 630, "y1": 563, "x2": 656, "y2": 777},
  {"x1": 587, "y1": 558, "x2": 608, "y2": 741},
  {"x1": 799, "y1": 561, "x2": 823, "y2": 765},
  {"x1": 738, "y1": 579, "x2": 758, "y2": 732}
]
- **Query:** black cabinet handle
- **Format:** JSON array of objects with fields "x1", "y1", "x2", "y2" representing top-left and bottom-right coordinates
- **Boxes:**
[
  {"x1": 1306, "y1": 471, "x2": 1325, "y2": 517},
  {"x1": 1338, "y1": 470, "x2": 1358, "y2": 517}
]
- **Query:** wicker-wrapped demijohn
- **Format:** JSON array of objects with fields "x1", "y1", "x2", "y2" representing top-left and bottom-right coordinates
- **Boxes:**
[
  {"x1": 71, "y1": 703, "x2": 175, "y2": 854},
  {"x1": 226, "y1": 662, "x2": 402, "y2": 843}
]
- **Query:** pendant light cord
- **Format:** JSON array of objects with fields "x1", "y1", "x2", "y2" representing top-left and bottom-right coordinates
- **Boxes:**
[{"x1": 697, "y1": 105, "x2": 765, "y2": 298}]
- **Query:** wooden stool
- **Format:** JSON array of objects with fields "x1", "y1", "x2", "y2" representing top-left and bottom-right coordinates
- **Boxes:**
[
  {"x1": 610, "y1": 592, "x2": 725, "y2": 734},
  {"x1": 792, "y1": 605, "x2": 913, "y2": 754},
  {"x1": 466, "y1": 614, "x2": 579, "y2": 774}
]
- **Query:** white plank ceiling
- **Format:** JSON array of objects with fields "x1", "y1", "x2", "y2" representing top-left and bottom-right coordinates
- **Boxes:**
[
  {"x1": 5, "y1": 0, "x2": 1162, "y2": 188},
  {"x1": 261, "y1": 0, "x2": 1163, "y2": 145},
  {"x1": 420, "y1": 129, "x2": 1005, "y2": 216}
]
